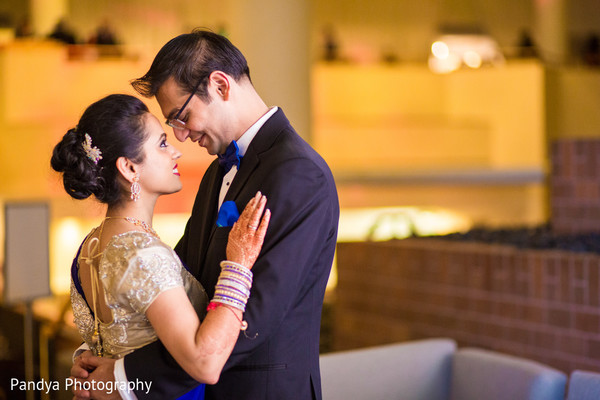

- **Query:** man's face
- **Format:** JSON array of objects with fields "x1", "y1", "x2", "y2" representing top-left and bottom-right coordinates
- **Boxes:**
[{"x1": 156, "y1": 76, "x2": 233, "y2": 155}]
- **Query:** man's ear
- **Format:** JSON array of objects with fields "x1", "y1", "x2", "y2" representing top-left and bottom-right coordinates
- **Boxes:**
[
  {"x1": 209, "y1": 71, "x2": 231, "y2": 100},
  {"x1": 116, "y1": 157, "x2": 138, "y2": 183}
]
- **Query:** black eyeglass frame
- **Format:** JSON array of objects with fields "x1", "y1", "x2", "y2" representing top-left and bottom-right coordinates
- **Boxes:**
[{"x1": 165, "y1": 79, "x2": 203, "y2": 130}]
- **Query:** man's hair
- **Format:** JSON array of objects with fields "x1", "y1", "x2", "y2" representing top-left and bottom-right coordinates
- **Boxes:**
[{"x1": 131, "y1": 28, "x2": 251, "y2": 101}]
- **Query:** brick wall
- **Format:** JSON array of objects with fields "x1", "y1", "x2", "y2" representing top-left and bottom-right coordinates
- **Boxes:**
[
  {"x1": 551, "y1": 139, "x2": 600, "y2": 234},
  {"x1": 333, "y1": 239, "x2": 600, "y2": 373}
]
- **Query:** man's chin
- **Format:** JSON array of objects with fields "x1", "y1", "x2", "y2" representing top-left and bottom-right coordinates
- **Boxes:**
[{"x1": 204, "y1": 145, "x2": 219, "y2": 155}]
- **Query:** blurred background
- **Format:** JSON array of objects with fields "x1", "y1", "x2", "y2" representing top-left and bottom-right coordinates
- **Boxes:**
[{"x1": 0, "y1": 0, "x2": 599, "y2": 398}]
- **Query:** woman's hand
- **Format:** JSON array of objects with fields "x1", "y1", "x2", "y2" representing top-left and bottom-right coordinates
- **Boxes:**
[{"x1": 226, "y1": 192, "x2": 270, "y2": 268}]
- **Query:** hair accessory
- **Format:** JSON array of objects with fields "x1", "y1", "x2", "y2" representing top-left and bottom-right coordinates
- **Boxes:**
[
  {"x1": 82, "y1": 133, "x2": 103, "y2": 164},
  {"x1": 130, "y1": 172, "x2": 141, "y2": 202}
]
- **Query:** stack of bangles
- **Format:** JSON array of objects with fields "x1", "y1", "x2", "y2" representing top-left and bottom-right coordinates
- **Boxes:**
[{"x1": 207, "y1": 260, "x2": 253, "y2": 331}]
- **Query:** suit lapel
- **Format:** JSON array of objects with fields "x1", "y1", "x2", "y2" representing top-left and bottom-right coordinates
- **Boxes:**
[
  {"x1": 224, "y1": 149, "x2": 259, "y2": 203},
  {"x1": 224, "y1": 108, "x2": 287, "y2": 202},
  {"x1": 189, "y1": 161, "x2": 223, "y2": 278}
]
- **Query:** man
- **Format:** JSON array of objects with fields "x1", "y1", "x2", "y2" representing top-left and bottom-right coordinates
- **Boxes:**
[{"x1": 72, "y1": 29, "x2": 339, "y2": 400}]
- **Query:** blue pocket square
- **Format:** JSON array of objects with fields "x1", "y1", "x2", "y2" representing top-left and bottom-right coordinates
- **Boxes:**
[{"x1": 217, "y1": 201, "x2": 240, "y2": 227}]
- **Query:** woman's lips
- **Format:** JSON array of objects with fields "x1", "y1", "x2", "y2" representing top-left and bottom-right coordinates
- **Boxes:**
[{"x1": 173, "y1": 164, "x2": 180, "y2": 176}]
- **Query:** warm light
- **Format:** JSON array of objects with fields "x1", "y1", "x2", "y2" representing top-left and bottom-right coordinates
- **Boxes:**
[
  {"x1": 152, "y1": 214, "x2": 190, "y2": 248},
  {"x1": 415, "y1": 210, "x2": 469, "y2": 236},
  {"x1": 338, "y1": 206, "x2": 470, "y2": 242},
  {"x1": 463, "y1": 51, "x2": 482, "y2": 68},
  {"x1": 50, "y1": 218, "x2": 90, "y2": 294},
  {"x1": 57, "y1": 218, "x2": 82, "y2": 242},
  {"x1": 428, "y1": 34, "x2": 504, "y2": 74},
  {"x1": 0, "y1": 28, "x2": 14, "y2": 44},
  {"x1": 431, "y1": 41, "x2": 450, "y2": 59},
  {"x1": 325, "y1": 206, "x2": 470, "y2": 291},
  {"x1": 428, "y1": 53, "x2": 461, "y2": 74}
]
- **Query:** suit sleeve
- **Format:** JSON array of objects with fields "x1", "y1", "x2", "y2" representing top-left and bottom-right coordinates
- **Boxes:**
[
  {"x1": 223, "y1": 155, "x2": 337, "y2": 366},
  {"x1": 123, "y1": 339, "x2": 199, "y2": 399}
]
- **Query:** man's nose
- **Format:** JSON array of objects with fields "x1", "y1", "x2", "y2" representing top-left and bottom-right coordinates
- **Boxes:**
[{"x1": 174, "y1": 128, "x2": 190, "y2": 142}]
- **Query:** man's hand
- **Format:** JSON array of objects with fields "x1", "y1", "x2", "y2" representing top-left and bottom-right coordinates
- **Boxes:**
[
  {"x1": 71, "y1": 351, "x2": 119, "y2": 400},
  {"x1": 71, "y1": 350, "x2": 94, "y2": 380}
]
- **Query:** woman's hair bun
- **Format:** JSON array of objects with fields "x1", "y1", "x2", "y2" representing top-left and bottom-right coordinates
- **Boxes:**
[
  {"x1": 50, "y1": 94, "x2": 149, "y2": 205},
  {"x1": 51, "y1": 128, "x2": 102, "y2": 200}
]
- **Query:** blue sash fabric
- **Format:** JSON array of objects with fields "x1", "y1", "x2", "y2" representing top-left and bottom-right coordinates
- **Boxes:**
[{"x1": 71, "y1": 238, "x2": 93, "y2": 317}]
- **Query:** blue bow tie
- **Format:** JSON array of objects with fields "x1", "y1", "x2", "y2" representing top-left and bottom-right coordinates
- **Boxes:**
[{"x1": 218, "y1": 141, "x2": 242, "y2": 173}]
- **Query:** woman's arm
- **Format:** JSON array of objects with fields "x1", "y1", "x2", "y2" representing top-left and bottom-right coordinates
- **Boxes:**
[
  {"x1": 145, "y1": 192, "x2": 269, "y2": 383},
  {"x1": 145, "y1": 287, "x2": 241, "y2": 383}
]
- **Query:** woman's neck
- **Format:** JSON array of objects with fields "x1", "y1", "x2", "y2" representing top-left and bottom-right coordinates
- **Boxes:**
[{"x1": 105, "y1": 198, "x2": 155, "y2": 226}]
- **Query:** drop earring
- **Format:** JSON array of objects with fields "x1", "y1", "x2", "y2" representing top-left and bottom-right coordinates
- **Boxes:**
[{"x1": 130, "y1": 173, "x2": 141, "y2": 202}]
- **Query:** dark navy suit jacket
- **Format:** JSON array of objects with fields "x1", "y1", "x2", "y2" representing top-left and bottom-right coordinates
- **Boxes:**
[{"x1": 124, "y1": 109, "x2": 339, "y2": 400}]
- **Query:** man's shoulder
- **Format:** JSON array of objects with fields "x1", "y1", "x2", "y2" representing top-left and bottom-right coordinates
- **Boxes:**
[
  {"x1": 260, "y1": 117, "x2": 321, "y2": 160},
  {"x1": 262, "y1": 132, "x2": 332, "y2": 176},
  {"x1": 252, "y1": 109, "x2": 335, "y2": 182},
  {"x1": 254, "y1": 109, "x2": 312, "y2": 153}
]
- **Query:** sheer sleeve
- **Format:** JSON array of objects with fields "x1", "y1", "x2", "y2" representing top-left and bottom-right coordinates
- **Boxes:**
[{"x1": 101, "y1": 233, "x2": 184, "y2": 314}]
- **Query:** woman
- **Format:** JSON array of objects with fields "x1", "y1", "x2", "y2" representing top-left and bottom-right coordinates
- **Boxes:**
[{"x1": 51, "y1": 94, "x2": 270, "y2": 399}]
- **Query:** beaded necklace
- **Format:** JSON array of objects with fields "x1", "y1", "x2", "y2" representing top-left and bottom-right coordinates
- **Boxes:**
[{"x1": 104, "y1": 216, "x2": 160, "y2": 239}]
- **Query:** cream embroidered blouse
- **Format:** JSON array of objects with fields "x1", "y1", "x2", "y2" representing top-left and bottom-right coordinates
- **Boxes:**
[{"x1": 71, "y1": 231, "x2": 208, "y2": 358}]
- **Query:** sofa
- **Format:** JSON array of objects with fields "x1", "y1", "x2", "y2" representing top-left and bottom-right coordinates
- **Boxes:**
[
  {"x1": 566, "y1": 370, "x2": 600, "y2": 400},
  {"x1": 319, "y1": 338, "x2": 567, "y2": 400}
]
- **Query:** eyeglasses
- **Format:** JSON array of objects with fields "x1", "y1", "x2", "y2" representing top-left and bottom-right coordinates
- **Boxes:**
[{"x1": 165, "y1": 80, "x2": 202, "y2": 130}]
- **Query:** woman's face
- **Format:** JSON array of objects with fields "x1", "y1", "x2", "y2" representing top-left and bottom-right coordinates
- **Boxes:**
[{"x1": 137, "y1": 113, "x2": 183, "y2": 198}]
